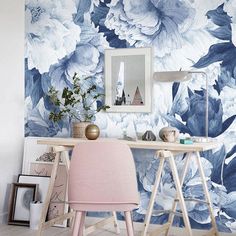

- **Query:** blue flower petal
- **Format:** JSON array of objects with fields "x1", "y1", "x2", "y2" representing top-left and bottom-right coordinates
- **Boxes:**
[
  {"x1": 221, "y1": 115, "x2": 236, "y2": 134},
  {"x1": 208, "y1": 25, "x2": 231, "y2": 41},
  {"x1": 226, "y1": 145, "x2": 236, "y2": 159},
  {"x1": 172, "y1": 82, "x2": 180, "y2": 101},
  {"x1": 193, "y1": 43, "x2": 235, "y2": 68},
  {"x1": 206, "y1": 4, "x2": 232, "y2": 27},
  {"x1": 188, "y1": 208, "x2": 210, "y2": 224}
]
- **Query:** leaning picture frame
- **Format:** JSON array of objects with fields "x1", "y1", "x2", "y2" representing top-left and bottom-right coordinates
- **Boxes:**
[
  {"x1": 22, "y1": 137, "x2": 69, "y2": 228},
  {"x1": 8, "y1": 183, "x2": 38, "y2": 226},
  {"x1": 18, "y1": 174, "x2": 50, "y2": 203},
  {"x1": 22, "y1": 137, "x2": 52, "y2": 174},
  {"x1": 105, "y1": 47, "x2": 152, "y2": 112}
]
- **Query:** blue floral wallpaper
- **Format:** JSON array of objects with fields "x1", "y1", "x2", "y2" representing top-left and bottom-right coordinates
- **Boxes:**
[{"x1": 25, "y1": 0, "x2": 236, "y2": 232}]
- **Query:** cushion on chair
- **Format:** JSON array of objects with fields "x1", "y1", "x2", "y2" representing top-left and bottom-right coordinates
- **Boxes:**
[{"x1": 68, "y1": 141, "x2": 139, "y2": 211}]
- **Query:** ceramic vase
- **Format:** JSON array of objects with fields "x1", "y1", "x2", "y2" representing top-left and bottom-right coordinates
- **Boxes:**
[
  {"x1": 85, "y1": 124, "x2": 100, "y2": 140},
  {"x1": 72, "y1": 121, "x2": 90, "y2": 138},
  {"x1": 159, "y1": 126, "x2": 179, "y2": 142}
]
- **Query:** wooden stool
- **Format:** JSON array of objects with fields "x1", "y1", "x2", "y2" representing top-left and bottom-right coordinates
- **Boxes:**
[{"x1": 141, "y1": 150, "x2": 219, "y2": 236}]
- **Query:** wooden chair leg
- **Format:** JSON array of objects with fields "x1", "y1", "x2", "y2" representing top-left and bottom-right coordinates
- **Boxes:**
[
  {"x1": 112, "y1": 211, "x2": 120, "y2": 234},
  {"x1": 124, "y1": 211, "x2": 134, "y2": 236},
  {"x1": 73, "y1": 211, "x2": 86, "y2": 236}
]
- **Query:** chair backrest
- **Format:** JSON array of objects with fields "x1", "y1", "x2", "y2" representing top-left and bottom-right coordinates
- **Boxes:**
[{"x1": 68, "y1": 141, "x2": 139, "y2": 205}]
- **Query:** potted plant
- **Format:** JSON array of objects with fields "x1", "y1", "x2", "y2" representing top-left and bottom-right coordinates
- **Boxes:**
[{"x1": 48, "y1": 73, "x2": 109, "y2": 138}]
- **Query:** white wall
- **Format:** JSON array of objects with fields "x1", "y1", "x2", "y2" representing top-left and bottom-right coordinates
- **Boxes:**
[{"x1": 0, "y1": 0, "x2": 24, "y2": 222}]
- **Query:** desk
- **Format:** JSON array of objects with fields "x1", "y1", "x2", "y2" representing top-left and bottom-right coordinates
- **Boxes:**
[{"x1": 37, "y1": 137, "x2": 220, "y2": 236}]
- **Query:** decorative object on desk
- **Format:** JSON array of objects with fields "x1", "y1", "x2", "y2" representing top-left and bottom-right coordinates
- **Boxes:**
[
  {"x1": 48, "y1": 72, "x2": 110, "y2": 138},
  {"x1": 85, "y1": 124, "x2": 100, "y2": 140},
  {"x1": 191, "y1": 136, "x2": 211, "y2": 143},
  {"x1": 180, "y1": 138, "x2": 193, "y2": 144},
  {"x1": 30, "y1": 162, "x2": 68, "y2": 227},
  {"x1": 72, "y1": 121, "x2": 91, "y2": 138},
  {"x1": 142, "y1": 130, "x2": 156, "y2": 141},
  {"x1": 159, "y1": 127, "x2": 179, "y2": 142},
  {"x1": 8, "y1": 183, "x2": 38, "y2": 226}
]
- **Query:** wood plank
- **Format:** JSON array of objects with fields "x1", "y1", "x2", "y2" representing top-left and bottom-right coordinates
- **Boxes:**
[{"x1": 37, "y1": 137, "x2": 221, "y2": 152}]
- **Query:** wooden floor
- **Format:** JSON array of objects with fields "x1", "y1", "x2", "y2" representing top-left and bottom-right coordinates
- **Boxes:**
[{"x1": 0, "y1": 218, "x2": 235, "y2": 236}]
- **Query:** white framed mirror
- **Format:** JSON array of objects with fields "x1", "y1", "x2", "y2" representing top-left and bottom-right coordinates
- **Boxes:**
[{"x1": 105, "y1": 47, "x2": 152, "y2": 113}]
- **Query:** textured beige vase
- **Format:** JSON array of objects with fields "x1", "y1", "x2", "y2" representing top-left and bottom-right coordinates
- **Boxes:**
[{"x1": 72, "y1": 121, "x2": 90, "y2": 138}]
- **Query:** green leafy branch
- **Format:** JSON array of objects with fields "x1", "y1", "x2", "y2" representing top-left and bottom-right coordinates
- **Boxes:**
[{"x1": 48, "y1": 73, "x2": 110, "y2": 122}]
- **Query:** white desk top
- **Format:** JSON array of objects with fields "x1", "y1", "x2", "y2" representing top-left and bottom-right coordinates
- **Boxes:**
[{"x1": 37, "y1": 137, "x2": 221, "y2": 152}]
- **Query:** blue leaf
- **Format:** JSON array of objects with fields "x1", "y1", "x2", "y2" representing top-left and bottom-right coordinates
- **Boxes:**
[
  {"x1": 41, "y1": 73, "x2": 52, "y2": 93},
  {"x1": 221, "y1": 115, "x2": 236, "y2": 134},
  {"x1": 189, "y1": 218, "x2": 211, "y2": 230},
  {"x1": 226, "y1": 145, "x2": 236, "y2": 159},
  {"x1": 207, "y1": 25, "x2": 231, "y2": 41},
  {"x1": 74, "y1": 0, "x2": 92, "y2": 24},
  {"x1": 223, "y1": 158, "x2": 236, "y2": 192},
  {"x1": 223, "y1": 206, "x2": 236, "y2": 219},
  {"x1": 203, "y1": 146, "x2": 226, "y2": 184},
  {"x1": 187, "y1": 87, "x2": 194, "y2": 97},
  {"x1": 215, "y1": 215, "x2": 232, "y2": 233},
  {"x1": 213, "y1": 80, "x2": 221, "y2": 95},
  {"x1": 172, "y1": 82, "x2": 180, "y2": 101},
  {"x1": 27, "y1": 121, "x2": 50, "y2": 137},
  {"x1": 193, "y1": 43, "x2": 234, "y2": 68},
  {"x1": 194, "y1": 89, "x2": 205, "y2": 96},
  {"x1": 91, "y1": 3, "x2": 109, "y2": 26},
  {"x1": 206, "y1": 4, "x2": 232, "y2": 27},
  {"x1": 31, "y1": 77, "x2": 44, "y2": 108}
]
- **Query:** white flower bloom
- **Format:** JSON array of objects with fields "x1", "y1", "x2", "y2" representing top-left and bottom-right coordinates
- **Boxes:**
[
  {"x1": 25, "y1": 0, "x2": 81, "y2": 73},
  {"x1": 105, "y1": 0, "x2": 195, "y2": 58}
]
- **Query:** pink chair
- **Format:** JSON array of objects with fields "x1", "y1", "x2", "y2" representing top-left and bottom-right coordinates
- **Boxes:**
[{"x1": 68, "y1": 141, "x2": 139, "y2": 236}]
